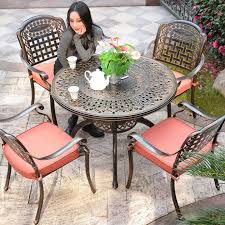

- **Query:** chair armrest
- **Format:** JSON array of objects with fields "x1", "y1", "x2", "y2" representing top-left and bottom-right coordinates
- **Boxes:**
[
  {"x1": 176, "y1": 101, "x2": 217, "y2": 120},
  {"x1": 176, "y1": 54, "x2": 205, "y2": 81},
  {"x1": 0, "y1": 103, "x2": 44, "y2": 123},
  {"x1": 19, "y1": 50, "x2": 49, "y2": 81},
  {"x1": 143, "y1": 40, "x2": 155, "y2": 57},
  {"x1": 31, "y1": 137, "x2": 86, "y2": 160},
  {"x1": 128, "y1": 132, "x2": 178, "y2": 156}
]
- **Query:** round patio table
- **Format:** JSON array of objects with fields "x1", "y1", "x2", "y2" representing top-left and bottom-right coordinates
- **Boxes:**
[{"x1": 51, "y1": 55, "x2": 177, "y2": 188}]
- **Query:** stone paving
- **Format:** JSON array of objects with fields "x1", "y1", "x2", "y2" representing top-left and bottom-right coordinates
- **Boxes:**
[
  {"x1": 0, "y1": 0, "x2": 148, "y2": 8},
  {"x1": 0, "y1": 5, "x2": 225, "y2": 225}
]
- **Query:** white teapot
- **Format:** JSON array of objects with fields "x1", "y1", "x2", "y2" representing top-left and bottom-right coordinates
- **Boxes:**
[{"x1": 85, "y1": 69, "x2": 109, "y2": 90}]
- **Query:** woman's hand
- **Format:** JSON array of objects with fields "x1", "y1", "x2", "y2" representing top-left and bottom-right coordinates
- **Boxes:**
[{"x1": 75, "y1": 26, "x2": 86, "y2": 35}]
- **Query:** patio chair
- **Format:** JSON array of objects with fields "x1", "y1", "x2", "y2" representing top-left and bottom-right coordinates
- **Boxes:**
[
  {"x1": 144, "y1": 20, "x2": 207, "y2": 117},
  {"x1": 126, "y1": 101, "x2": 225, "y2": 219},
  {"x1": 17, "y1": 15, "x2": 66, "y2": 125},
  {"x1": 0, "y1": 103, "x2": 96, "y2": 224}
]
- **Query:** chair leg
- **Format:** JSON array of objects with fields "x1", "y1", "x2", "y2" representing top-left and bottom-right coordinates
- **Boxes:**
[
  {"x1": 34, "y1": 180, "x2": 44, "y2": 225},
  {"x1": 211, "y1": 151, "x2": 220, "y2": 190},
  {"x1": 214, "y1": 179, "x2": 220, "y2": 190},
  {"x1": 170, "y1": 178, "x2": 183, "y2": 220},
  {"x1": 4, "y1": 163, "x2": 12, "y2": 191},
  {"x1": 191, "y1": 86, "x2": 196, "y2": 118},
  {"x1": 83, "y1": 147, "x2": 96, "y2": 193},
  {"x1": 30, "y1": 79, "x2": 35, "y2": 105},
  {"x1": 50, "y1": 95, "x2": 58, "y2": 125},
  {"x1": 126, "y1": 149, "x2": 133, "y2": 189},
  {"x1": 167, "y1": 103, "x2": 172, "y2": 118}
]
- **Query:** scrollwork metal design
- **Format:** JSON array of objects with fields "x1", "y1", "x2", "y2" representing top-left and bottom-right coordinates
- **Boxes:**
[
  {"x1": 160, "y1": 0, "x2": 194, "y2": 21},
  {"x1": 52, "y1": 56, "x2": 176, "y2": 124},
  {"x1": 93, "y1": 120, "x2": 137, "y2": 133},
  {"x1": 153, "y1": 20, "x2": 205, "y2": 70},
  {"x1": 0, "y1": 130, "x2": 38, "y2": 170},
  {"x1": 176, "y1": 116, "x2": 225, "y2": 165}
]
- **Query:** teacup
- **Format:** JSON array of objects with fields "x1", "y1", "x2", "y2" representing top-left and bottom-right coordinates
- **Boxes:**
[
  {"x1": 67, "y1": 56, "x2": 77, "y2": 69},
  {"x1": 68, "y1": 86, "x2": 79, "y2": 100}
]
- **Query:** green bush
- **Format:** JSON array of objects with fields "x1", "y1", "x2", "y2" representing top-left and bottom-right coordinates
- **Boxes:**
[{"x1": 193, "y1": 0, "x2": 225, "y2": 60}]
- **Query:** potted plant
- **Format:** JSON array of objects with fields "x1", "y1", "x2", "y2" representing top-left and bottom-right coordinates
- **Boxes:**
[{"x1": 98, "y1": 36, "x2": 140, "y2": 84}]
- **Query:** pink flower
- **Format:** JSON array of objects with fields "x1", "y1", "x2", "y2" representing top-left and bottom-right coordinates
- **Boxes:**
[
  {"x1": 111, "y1": 36, "x2": 120, "y2": 46},
  {"x1": 212, "y1": 40, "x2": 219, "y2": 49},
  {"x1": 218, "y1": 45, "x2": 225, "y2": 56},
  {"x1": 193, "y1": 4, "x2": 199, "y2": 10},
  {"x1": 199, "y1": 23, "x2": 203, "y2": 29},
  {"x1": 203, "y1": 63, "x2": 219, "y2": 78},
  {"x1": 193, "y1": 16, "x2": 200, "y2": 22},
  {"x1": 217, "y1": 11, "x2": 222, "y2": 16},
  {"x1": 207, "y1": 33, "x2": 212, "y2": 38},
  {"x1": 110, "y1": 42, "x2": 118, "y2": 48},
  {"x1": 119, "y1": 45, "x2": 129, "y2": 52},
  {"x1": 112, "y1": 36, "x2": 119, "y2": 41},
  {"x1": 206, "y1": 22, "x2": 212, "y2": 28}
]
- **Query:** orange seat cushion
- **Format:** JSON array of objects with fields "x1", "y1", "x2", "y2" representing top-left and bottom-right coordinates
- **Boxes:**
[
  {"x1": 3, "y1": 122, "x2": 80, "y2": 180},
  {"x1": 31, "y1": 60, "x2": 55, "y2": 90},
  {"x1": 134, "y1": 117, "x2": 212, "y2": 175},
  {"x1": 172, "y1": 71, "x2": 192, "y2": 96}
]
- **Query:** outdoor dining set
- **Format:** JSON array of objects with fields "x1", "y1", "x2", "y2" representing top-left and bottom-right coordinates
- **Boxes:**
[{"x1": 0, "y1": 14, "x2": 224, "y2": 225}]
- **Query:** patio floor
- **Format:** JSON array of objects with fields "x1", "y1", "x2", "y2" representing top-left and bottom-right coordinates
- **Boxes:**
[{"x1": 0, "y1": 5, "x2": 225, "y2": 225}]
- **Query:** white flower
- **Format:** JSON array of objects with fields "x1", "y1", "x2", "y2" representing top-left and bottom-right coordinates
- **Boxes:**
[
  {"x1": 130, "y1": 50, "x2": 141, "y2": 60},
  {"x1": 98, "y1": 40, "x2": 107, "y2": 48}
]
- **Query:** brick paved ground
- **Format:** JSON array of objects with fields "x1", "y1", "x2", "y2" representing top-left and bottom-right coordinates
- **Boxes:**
[{"x1": 0, "y1": 5, "x2": 224, "y2": 225}]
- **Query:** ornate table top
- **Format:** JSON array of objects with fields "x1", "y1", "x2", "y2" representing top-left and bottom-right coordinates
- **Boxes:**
[{"x1": 51, "y1": 56, "x2": 177, "y2": 122}]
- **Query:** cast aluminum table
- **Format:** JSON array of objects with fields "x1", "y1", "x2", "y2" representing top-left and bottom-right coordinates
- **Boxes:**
[{"x1": 51, "y1": 56, "x2": 177, "y2": 189}]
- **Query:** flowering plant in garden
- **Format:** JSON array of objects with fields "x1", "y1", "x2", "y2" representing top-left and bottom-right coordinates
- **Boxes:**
[
  {"x1": 98, "y1": 36, "x2": 141, "y2": 76},
  {"x1": 193, "y1": 0, "x2": 225, "y2": 59}
]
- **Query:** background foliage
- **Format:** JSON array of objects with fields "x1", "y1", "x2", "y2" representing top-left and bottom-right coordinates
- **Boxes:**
[{"x1": 193, "y1": 0, "x2": 225, "y2": 60}]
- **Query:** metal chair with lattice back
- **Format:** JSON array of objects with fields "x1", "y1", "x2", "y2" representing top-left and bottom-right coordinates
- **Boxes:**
[
  {"x1": 144, "y1": 20, "x2": 207, "y2": 117},
  {"x1": 17, "y1": 15, "x2": 66, "y2": 125},
  {"x1": 0, "y1": 103, "x2": 96, "y2": 224},
  {"x1": 126, "y1": 101, "x2": 225, "y2": 219}
]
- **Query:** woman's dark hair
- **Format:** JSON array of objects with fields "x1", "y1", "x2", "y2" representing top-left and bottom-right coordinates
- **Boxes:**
[{"x1": 67, "y1": 1, "x2": 93, "y2": 36}]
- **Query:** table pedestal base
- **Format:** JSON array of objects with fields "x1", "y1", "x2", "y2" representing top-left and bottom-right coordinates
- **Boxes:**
[
  {"x1": 71, "y1": 117, "x2": 154, "y2": 189},
  {"x1": 112, "y1": 123, "x2": 118, "y2": 189}
]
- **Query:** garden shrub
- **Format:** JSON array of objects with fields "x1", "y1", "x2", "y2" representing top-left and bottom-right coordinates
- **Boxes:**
[{"x1": 193, "y1": 0, "x2": 225, "y2": 60}]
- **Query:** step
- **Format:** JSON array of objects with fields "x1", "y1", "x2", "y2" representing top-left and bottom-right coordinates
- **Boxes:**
[{"x1": 0, "y1": 0, "x2": 160, "y2": 9}]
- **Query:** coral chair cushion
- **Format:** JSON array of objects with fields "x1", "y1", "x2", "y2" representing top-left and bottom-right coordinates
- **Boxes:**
[
  {"x1": 172, "y1": 71, "x2": 192, "y2": 96},
  {"x1": 134, "y1": 117, "x2": 212, "y2": 175},
  {"x1": 31, "y1": 60, "x2": 55, "y2": 90},
  {"x1": 3, "y1": 122, "x2": 80, "y2": 179}
]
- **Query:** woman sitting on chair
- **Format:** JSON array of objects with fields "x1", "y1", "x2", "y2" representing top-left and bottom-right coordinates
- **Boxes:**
[{"x1": 54, "y1": 1, "x2": 105, "y2": 137}]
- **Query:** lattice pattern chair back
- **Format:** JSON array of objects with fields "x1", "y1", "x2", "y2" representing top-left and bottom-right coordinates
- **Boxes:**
[
  {"x1": 0, "y1": 129, "x2": 39, "y2": 176},
  {"x1": 17, "y1": 15, "x2": 66, "y2": 66},
  {"x1": 153, "y1": 20, "x2": 207, "y2": 71},
  {"x1": 176, "y1": 115, "x2": 225, "y2": 165}
]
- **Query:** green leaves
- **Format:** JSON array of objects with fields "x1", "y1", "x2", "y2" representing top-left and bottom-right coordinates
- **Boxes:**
[
  {"x1": 179, "y1": 208, "x2": 225, "y2": 225},
  {"x1": 183, "y1": 146, "x2": 225, "y2": 181},
  {"x1": 194, "y1": 0, "x2": 225, "y2": 59},
  {"x1": 178, "y1": 146, "x2": 225, "y2": 225},
  {"x1": 99, "y1": 50, "x2": 132, "y2": 76}
]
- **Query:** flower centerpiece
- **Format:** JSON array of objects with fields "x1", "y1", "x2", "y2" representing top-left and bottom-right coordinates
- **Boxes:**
[{"x1": 98, "y1": 36, "x2": 141, "y2": 84}]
